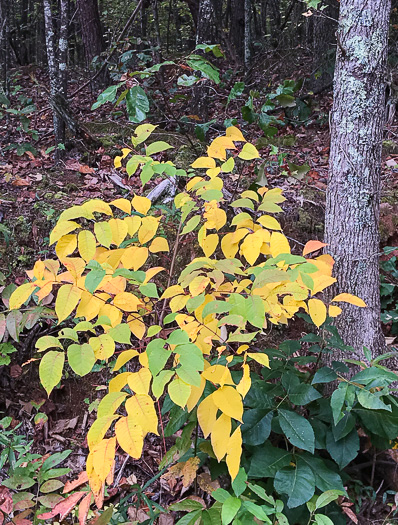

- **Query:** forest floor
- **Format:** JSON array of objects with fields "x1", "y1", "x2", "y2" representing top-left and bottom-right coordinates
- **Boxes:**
[{"x1": 1, "y1": 50, "x2": 398, "y2": 524}]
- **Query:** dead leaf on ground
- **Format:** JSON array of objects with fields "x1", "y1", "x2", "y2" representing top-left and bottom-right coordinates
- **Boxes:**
[{"x1": 51, "y1": 417, "x2": 79, "y2": 434}]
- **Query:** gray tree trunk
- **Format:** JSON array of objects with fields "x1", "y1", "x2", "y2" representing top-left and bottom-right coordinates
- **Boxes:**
[
  {"x1": 325, "y1": 0, "x2": 391, "y2": 360},
  {"x1": 244, "y1": 0, "x2": 252, "y2": 69}
]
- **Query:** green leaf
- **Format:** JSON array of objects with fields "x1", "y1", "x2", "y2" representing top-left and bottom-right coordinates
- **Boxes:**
[
  {"x1": 168, "y1": 330, "x2": 190, "y2": 346},
  {"x1": 315, "y1": 490, "x2": 345, "y2": 510},
  {"x1": 242, "y1": 409, "x2": 273, "y2": 446},
  {"x1": 312, "y1": 367, "x2": 337, "y2": 384},
  {"x1": 67, "y1": 343, "x2": 96, "y2": 376},
  {"x1": 147, "y1": 325, "x2": 162, "y2": 337},
  {"x1": 314, "y1": 514, "x2": 334, "y2": 525},
  {"x1": 274, "y1": 463, "x2": 315, "y2": 509},
  {"x1": 355, "y1": 405, "x2": 398, "y2": 439},
  {"x1": 182, "y1": 215, "x2": 201, "y2": 235},
  {"x1": 177, "y1": 74, "x2": 198, "y2": 87},
  {"x1": 212, "y1": 488, "x2": 232, "y2": 503},
  {"x1": 330, "y1": 382, "x2": 348, "y2": 425},
  {"x1": 278, "y1": 409, "x2": 315, "y2": 453},
  {"x1": 91, "y1": 84, "x2": 121, "y2": 110},
  {"x1": 147, "y1": 339, "x2": 170, "y2": 376},
  {"x1": 176, "y1": 365, "x2": 202, "y2": 387},
  {"x1": 145, "y1": 141, "x2": 174, "y2": 156},
  {"x1": 41, "y1": 450, "x2": 71, "y2": 472},
  {"x1": 245, "y1": 295, "x2": 265, "y2": 329},
  {"x1": 175, "y1": 510, "x2": 202, "y2": 525},
  {"x1": 125, "y1": 86, "x2": 149, "y2": 123},
  {"x1": 39, "y1": 351, "x2": 65, "y2": 396},
  {"x1": 139, "y1": 282, "x2": 159, "y2": 299},
  {"x1": 242, "y1": 501, "x2": 272, "y2": 522},
  {"x1": 357, "y1": 388, "x2": 392, "y2": 411},
  {"x1": 325, "y1": 427, "x2": 359, "y2": 468},
  {"x1": 152, "y1": 370, "x2": 174, "y2": 399},
  {"x1": 298, "y1": 455, "x2": 345, "y2": 493},
  {"x1": 332, "y1": 413, "x2": 356, "y2": 441},
  {"x1": 222, "y1": 496, "x2": 241, "y2": 525},
  {"x1": 85, "y1": 268, "x2": 106, "y2": 293},
  {"x1": 248, "y1": 442, "x2": 292, "y2": 478},
  {"x1": 227, "y1": 82, "x2": 245, "y2": 106},
  {"x1": 108, "y1": 323, "x2": 131, "y2": 344},
  {"x1": 169, "y1": 498, "x2": 205, "y2": 512},
  {"x1": 282, "y1": 372, "x2": 322, "y2": 405},
  {"x1": 186, "y1": 55, "x2": 220, "y2": 84},
  {"x1": 232, "y1": 468, "x2": 247, "y2": 497}
]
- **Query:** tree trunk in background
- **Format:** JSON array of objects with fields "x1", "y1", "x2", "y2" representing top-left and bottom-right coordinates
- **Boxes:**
[
  {"x1": 312, "y1": 0, "x2": 339, "y2": 89},
  {"x1": 0, "y1": 0, "x2": 10, "y2": 94},
  {"x1": 184, "y1": 0, "x2": 199, "y2": 28},
  {"x1": 244, "y1": 0, "x2": 252, "y2": 69},
  {"x1": 59, "y1": 0, "x2": 68, "y2": 97},
  {"x1": 76, "y1": 0, "x2": 108, "y2": 88},
  {"x1": 267, "y1": 0, "x2": 280, "y2": 47},
  {"x1": 230, "y1": 0, "x2": 244, "y2": 62},
  {"x1": 325, "y1": 0, "x2": 391, "y2": 361},
  {"x1": 43, "y1": 0, "x2": 65, "y2": 158}
]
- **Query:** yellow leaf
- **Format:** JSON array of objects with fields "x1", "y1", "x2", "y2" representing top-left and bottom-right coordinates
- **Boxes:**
[
  {"x1": 124, "y1": 215, "x2": 142, "y2": 236},
  {"x1": 120, "y1": 246, "x2": 148, "y2": 270},
  {"x1": 139, "y1": 351, "x2": 149, "y2": 368},
  {"x1": 113, "y1": 292, "x2": 142, "y2": 312},
  {"x1": 247, "y1": 352, "x2": 270, "y2": 368},
  {"x1": 125, "y1": 394, "x2": 158, "y2": 435},
  {"x1": 308, "y1": 298, "x2": 327, "y2": 328},
  {"x1": 329, "y1": 305, "x2": 342, "y2": 317},
  {"x1": 331, "y1": 293, "x2": 366, "y2": 307},
  {"x1": 257, "y1": 215, "x2": 282, "y2": 231},
  {"x1": 55, "y1": 284, "x2": 82, "y2": 323},
  {"x1": 128, "y1": 316, "x2": 147, "y2": 339},
  {"x1": 186, "y1": 375, "x2": 206, "y2": 412},
  {"x1": 269, "y1": 232, "x2": 291, "y2": 258},
  {"x1": 144, "y1": 266, "x2": 165, "y2": 283},
  {"x1": 226, "y1": 126, "x2": 246, "y2": 142},
  {"x1": 206, "y1": 167, "x2": 221, "y2": 178},
  {"x1": 161, "y1": 284, "x2": 184, "y2": 299},
  {"x1": 226, "y1": 427, "x2": 242, "y2": 480},
  {"x1": 78, "y1": 230, "x2": 96, "y2": 261},
  {"x1": 113, "y1": 350, "x2": 139, "y2": 372},
  {"x1": 127, "y1": 367, "x2": 152, "y2": 394},
  {"x1": 202, "y1": 365, "x2": 234, "y2": 386},
  {"x1": 110, "y1": 198, "x2": 132, "y2": 214},
  {"x1": 240, "y1": 232, "x2": 263, "y2": 265},
  {"x1": 211, "y1": 386, "x2": 243, "y2": 421},
  {"x1": 211, "y1": 414, "x2": 231, "y2": 462},
  {"x1": 75, "y1": 291, "x2": 102, "y2": 321},
  {"x1": 139, "y1": 216, "x2": 159, "y2": 245},
  {"x1": 200, "y1": 233, "x2": 219, "y2": 257},
  {"x1": 236, "y1": 364, "x2": 251, "y2": 398},
  {"x1": 87, "y1": 415, "x2": 119, "y2": 449},
  {"x1": 109, "y1": 218, "x2": 128, "y2": 246},
  {"x1": 108, "y1": 372, "x2": 132, "y2": 393},
  {"x1": 191, "y1": 156, "x2": 216, "y2": 169},
  {"x1": 115, "y1": 416, "x2": 143, "y2": 459},
  {"x1": 98, "y1": 303, "x2": 122, "y2": 327},
  {"x1": 170, "y1": 294, "x2": 189, "y2": 312},
  {"x1": 168, "y1": 377, "x2": 191, "y2": 407},
  {"x1": 94, "y1": 222, "x2": 112, "y2": 248},
  {"x1": 149, "y1": 236, "x2": 169, "y2": 253},
  {"x1": 97, "y1": 392, "x2": 128, "y2": 419},
  {"x1": 114, "y1": 156, "x2": 122, "y2": 168},
  {"x1": 83, "y1": 199, "x2": 113, "y2": 216},
  {"x1": 197, "y1": 395, "x2": 218, "y2": 438},
  {"x1": 90, "y1": 334, "x2": 115, "y2": 360},
  {"x1": 238, "y1": 143, "x2": 260, "y2": 160},
  {"x1": 311, "y1": 274, "x2": 337, "y2": 295},
  {"x1": 9, "y1": 283, "x2": 35, "y2": 310},
  {"x1": 49, "y1": 220, "x2": 81, "y2": 245},
  {"x1": 189, "y1": 276, "x2": 210, "y2": 297},
  {"x1": 132, "y1": 195, "x2": 151, "y2": 215},
  {"x1": 56, "y1": 234, "x2": 77, "y2": 260},
  {"x1": 92, "y1": 437, "x2": 116, "y2": 482},
  {"x1": 204, "y1": 206, "x2": 227, "y2": 231}
]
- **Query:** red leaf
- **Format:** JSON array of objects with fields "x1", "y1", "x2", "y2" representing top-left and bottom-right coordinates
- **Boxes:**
[
  {"x1": 342, "y1": 507, "x2": 358, "y2": 524},
  {"x1": 63, "y1": 471, "x2": 89, "y2": 493},
  {"x1": 78, "y1": 492, "x2": 92, "y2": 525},
  {"x1": 0, "y1": 486, "x2": 13, "y2": 513},
  {"x1": 37, "y1": 491, "x2": 86, "y2": 521},
  {"x1": 302, "y1": 240, "x2": 327, "y2": 257}
]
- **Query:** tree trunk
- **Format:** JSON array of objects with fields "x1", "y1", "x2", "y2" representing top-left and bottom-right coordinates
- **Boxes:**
[
  {"x1": 0, "y1": 0, "x2": 10, "y2": 94},
  {"x1": 244, "y1": 0, "x2": 252, "y2": 69},
  {"x1": 324, "y1": 0, "x2": 391, "y2": 360},
  {"x1": 43, "y1": 0, "x2": 65, "y2": 158},
  {"x1": 76, "y1": 0, "x2": 108, "y2": 88},
  {"x1": 230, "y1": 0, "x2": 244, "y2": 62},
  {"x1": 267, "y1": 0, "x2": 280, "y2": 47}
]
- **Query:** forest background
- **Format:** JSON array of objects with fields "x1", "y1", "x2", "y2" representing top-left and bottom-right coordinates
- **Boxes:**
[{"x1": 2, "y1": 0, "x2": 398, "y2": 524}]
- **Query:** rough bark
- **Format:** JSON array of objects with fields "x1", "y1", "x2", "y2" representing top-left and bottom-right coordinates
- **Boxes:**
[
  {"x1": 0, "y1": 0, "x2": 10, "y2": 93},
  {"x1": 325, "y1": 0, "x2": 391, "y2": 361},
  {"x1": 244, "y1": 0, "x2": 252, "y2": 69},
  {"x1": 43, "y1": 0, "x2": 65, "y2": 156},
  {"x1": 76, "y1": 0, "x2": 108, "y2": 88},
  {"x1": 267, "y1": 0, "x2": 280, "y2": 47}
]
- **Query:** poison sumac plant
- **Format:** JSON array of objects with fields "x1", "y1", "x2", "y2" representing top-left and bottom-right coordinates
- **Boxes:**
[{"x1": 9, "y1": 126, "x2": 366, "y2": 523}]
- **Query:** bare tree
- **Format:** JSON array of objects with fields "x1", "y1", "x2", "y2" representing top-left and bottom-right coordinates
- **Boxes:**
[{"x1": 325, "y1": 0, "x2": 391, "y2": 359}]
